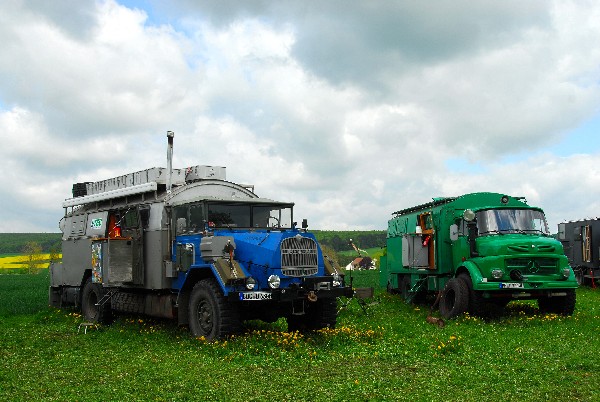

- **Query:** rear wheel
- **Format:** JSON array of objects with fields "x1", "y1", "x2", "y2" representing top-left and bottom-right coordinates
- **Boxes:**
[
  {"x1": 188, "y1": 278, "x2": 240, "y2": 339},
  {"x1": 81, "y1": 277, "x2": 112, "y2": 324},
  {"x1": 439, "y1": 278, "x2": 469, "y2": 319},
  {"x1": 538, "y1": 290, "x2": 576, "y2": 316}
]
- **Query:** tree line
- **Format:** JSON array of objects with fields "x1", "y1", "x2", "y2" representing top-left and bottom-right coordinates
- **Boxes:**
[
  {"x1": 0, "y1": 233, "x2": 62, "y2": 254},
  {"x1": 0, "y1": 231, "x2": 387, "y2": 255},
  {"x1": 312, "y1": 230, "x2": 386, "y2": 252}
]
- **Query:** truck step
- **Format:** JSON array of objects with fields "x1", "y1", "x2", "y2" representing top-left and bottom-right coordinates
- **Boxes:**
[{"x1": 406, "y1": 278, "x2": 427, "y2": 303}]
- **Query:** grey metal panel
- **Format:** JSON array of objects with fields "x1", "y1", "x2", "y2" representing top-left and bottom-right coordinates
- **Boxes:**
[
  {"x1": 144, "y1": 229, "x2": 171, "y2": 289},
  {"x1": 64, "y1": 215, "x2": 87, "y2": 240},
  {"x1": 60, "y1": 239, "x2": 91, "y2": 286},
  {"x1": 401, "y1": 237, "x2": 409, "y2": 267},
  {"x1": 402, "y1": 235, "x2": 429, "y2": 268},
  {"x1": 147, "y1": 203, "x2": 164, "y2": 231},
  {"x1": 49, "y1": 262, "x2": 63, "y2": 287},
  {"x1": 106, "y1": 240, "x2": 134, "y2": 284},
  {"x1": 186, "y1": 165, "x2": 226, "y2": 181},
  {"x1": 200, "y1": 236, "x2": 235, "y2": 262}
]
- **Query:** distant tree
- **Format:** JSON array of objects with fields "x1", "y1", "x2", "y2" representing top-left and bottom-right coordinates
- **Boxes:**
[
  {"x1": 49, "y1": 241, "x2": 61, "y2": 263},
  {"x1": 22, "y1": 241, "x2": 43, "y2": 274}
]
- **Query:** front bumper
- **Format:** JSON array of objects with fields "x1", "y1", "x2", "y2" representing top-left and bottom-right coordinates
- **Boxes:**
[
  {"x1": 472, "y1": 278, "x2": 577, "y2": 299},
  {"x1": 228, "y1": 276, "x2": 354, "y2": 302}
]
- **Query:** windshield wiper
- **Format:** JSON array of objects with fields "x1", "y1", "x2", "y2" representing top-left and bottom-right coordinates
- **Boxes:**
[
  {"x1": 520, "y1": 229, "x2": 547, "y2": 236},
  {"x1": 479, "y1": 230, "x2": 504, "y2": 235}
]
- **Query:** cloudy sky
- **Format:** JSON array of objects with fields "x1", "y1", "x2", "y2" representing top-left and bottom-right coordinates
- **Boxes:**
[{"x1": 1, "y1": 0, "x2": 599, "y2": 233}]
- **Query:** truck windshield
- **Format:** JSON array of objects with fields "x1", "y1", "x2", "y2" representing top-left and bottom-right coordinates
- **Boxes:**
[
  {"x1": 208, "y1": 203, "x2": 293, "y2": 229},
  {"x1": 476, "y1": 209, "x2": 549, "y2": 236}
]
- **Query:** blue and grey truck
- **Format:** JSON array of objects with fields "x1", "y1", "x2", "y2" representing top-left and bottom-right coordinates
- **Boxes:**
[{"x1": 49, "y1": 132, "x2": 351, "y2": 339}]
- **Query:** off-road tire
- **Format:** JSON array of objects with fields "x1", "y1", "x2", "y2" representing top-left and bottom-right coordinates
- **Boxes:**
[
  {"x1": 81, "y1": 277, "x2": 112, "y2": 324},
  {"x1": 188, "y1": 278, "x2": 240, "y2": 340},
  {"x1": 439, "y1": 278, "x2": 469, "y2": 319},
  {"x1": 538, "y1": 289, "x2": 576, "y2": 316}
]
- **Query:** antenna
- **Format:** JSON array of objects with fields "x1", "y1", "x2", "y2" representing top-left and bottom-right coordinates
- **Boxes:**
[{"x1": 166, "y1": 131, "x2": 174, "y2": 194}]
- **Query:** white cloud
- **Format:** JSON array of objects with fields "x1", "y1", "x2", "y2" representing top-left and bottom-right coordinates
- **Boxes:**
[{"x1": 0, "y1": 0, "x2": 599, "y2": 233}]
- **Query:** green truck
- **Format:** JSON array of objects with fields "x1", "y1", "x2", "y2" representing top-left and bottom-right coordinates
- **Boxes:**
[{"x1": 380, "y1": 192, "x2": 577, "y2": 318}]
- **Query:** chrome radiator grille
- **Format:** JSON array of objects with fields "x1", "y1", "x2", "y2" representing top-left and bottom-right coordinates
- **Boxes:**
[{"x1": 280, "y1": 236, "x2": 318, "y2": 277}]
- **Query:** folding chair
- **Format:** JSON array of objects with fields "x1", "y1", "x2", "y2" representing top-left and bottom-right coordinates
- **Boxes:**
[{"x1": 338, "y1": 287, "x2": 376, "y2": 315}]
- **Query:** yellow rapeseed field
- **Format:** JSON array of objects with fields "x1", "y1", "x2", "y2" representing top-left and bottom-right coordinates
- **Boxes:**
[{"x1": 0, "y1": 254, "x2": 60, "y2": 269}]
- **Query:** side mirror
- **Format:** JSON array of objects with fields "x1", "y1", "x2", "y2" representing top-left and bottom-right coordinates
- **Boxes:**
[{"x1": 449, "y1": 224, "x2": 459, "y2": 241}]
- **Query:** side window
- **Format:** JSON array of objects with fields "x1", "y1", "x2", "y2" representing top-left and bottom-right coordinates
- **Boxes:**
[
  {"x1": 139, "y1": 206, "x2": 150, "y2": 229},
  {"x1": 122, "y1": 208, "x2": 139, "y2": 229},
  {"x1": 189, "y1": 204, "x2": 205, "y2": 232},
  {"x1": 417, "y1": 212, "x2": 433, "y2": 232},
  {"x1": 173, "y1": 205, "x2": 189, "y2": 235},
  {"x1": 456, "y1": 219, "x2": 468, "y2": 236},
  {"x1": 107, "y1": 212, "x2": 122, "y2": 238}
]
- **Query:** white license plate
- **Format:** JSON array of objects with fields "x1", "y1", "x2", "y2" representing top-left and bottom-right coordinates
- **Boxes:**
[
  {"x1": 240, "y1": 291, "x2": 272, "y2": 301},
  {"x1": 499, "y1": 282, "x2": 524, "y2": 289}
]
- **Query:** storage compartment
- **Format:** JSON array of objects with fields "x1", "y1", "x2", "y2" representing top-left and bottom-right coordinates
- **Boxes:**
[
  {"x1": 92, "y1": 239, "x2": 134, "y2": 284},
  {"x1": 402, "y1": 235, "x2": 429, "y2": 268}
]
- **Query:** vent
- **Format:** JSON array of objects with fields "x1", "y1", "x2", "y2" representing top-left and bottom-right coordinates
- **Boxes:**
[
  {"x1": 508, "y1": 244, "x2": 555, "y2": 253},
  {"x1": 280, "y1": 236, "x2": 318, "y2": 277}
]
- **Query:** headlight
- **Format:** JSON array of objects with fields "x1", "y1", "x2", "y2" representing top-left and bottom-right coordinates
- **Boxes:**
[
  {"x1": 268, "y1": 275, "x2": 280, "y2": 289},
  {"x1": 246, "y1": 277, "x2": 256, "y2": 290},
  {"x1": 562, "y1": 268, "x2": 571, "y2": 278},
  {"x1": 491, "y1": 269, "x2": 504, "y2": 279},
  {"x1": 332, "y1": 273, "x2": 342, "y2": 287}
]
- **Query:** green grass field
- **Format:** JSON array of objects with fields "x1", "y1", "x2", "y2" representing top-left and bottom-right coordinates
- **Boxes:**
[{"x1": 1, "y1": 270, "x2": 599, "y2": 401}]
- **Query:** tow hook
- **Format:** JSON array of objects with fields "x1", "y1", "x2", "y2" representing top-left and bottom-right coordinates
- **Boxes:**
[{"x1": 307, "y1": 291, "x2": 318, "y2": 302}]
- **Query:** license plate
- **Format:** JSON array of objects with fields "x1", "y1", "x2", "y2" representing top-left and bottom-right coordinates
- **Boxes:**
[
  {"x1": 240, "y1": 291, "x2": 272, "y2": 301},
  {"x1": 499, "y1": 282, "x2": 524, "y2": 289}
]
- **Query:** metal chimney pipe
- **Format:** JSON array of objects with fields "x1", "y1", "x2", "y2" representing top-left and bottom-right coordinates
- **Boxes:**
[{"x1": 166, "y1": 131, "x2": 174, "y2": 193}]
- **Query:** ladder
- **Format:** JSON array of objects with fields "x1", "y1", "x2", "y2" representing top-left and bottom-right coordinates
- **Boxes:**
[
  {"x1": 583, "y1": 225, "x2": 592, "y2": 263},
  {"x1": 406, "y1": 277, "x2": 427, "y2": 303},
  {"x1": 96, "y1": 289, "x2": 117, "y2": 307}
]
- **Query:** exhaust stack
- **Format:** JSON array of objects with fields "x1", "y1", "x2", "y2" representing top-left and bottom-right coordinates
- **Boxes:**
[{"x1": 166, "y1": 131, "x2": 174, "y2": 193}]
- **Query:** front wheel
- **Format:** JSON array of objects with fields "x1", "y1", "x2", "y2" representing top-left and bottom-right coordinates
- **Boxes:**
[
  {"x1": 188, "y1": 279, "x2": 240, "y2": 340},
  {"x1": 538, "y1": 290, "x2": 576, "y2": 316},
  {"x1": 439, "y1": 278, "x2": 469, "y2": 319}
]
